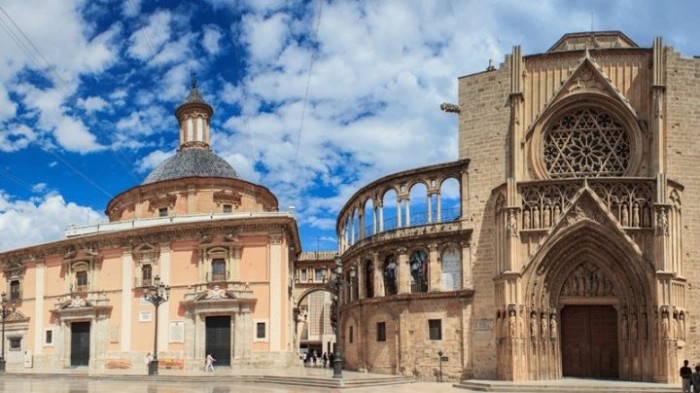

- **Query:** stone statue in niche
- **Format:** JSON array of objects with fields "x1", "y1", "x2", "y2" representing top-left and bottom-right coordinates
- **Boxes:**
[
  {"x1": 549, "y1": 314, "x2": 558, "y2": 340},
  {"x1": 523, "y1": 209, "x2": 531, "y2": 229},
  {"x1": 533, "y1": 206, "x2": 540, "y2": 228},
  {"x1": 630, "y1": 313, "x2": 638, "y2": 340},
  {"x1": 661, "y1": 309, "x2": 670, "y2": 339},
  {"x1": 621, "y1": 204, "x2": 629, "y2": 226},
  {"x1": 657, "y1": 207, "x2": 669, "y2": 236},
  {"x1": 679, "y1": 312, "x2": 686, "y2": 341},
  {"x1": 530, "y1": 312, "x2": 538, "y2": 339},
  {"x1": 540, "y1": 313, "x2": 548, "y2": 339},
  {"x1": 621, "y1": 314, "x2": 628, "y2": 340},
  {"x1": 553, "y1": 204, "x2": 561, "y2": 223},
  {"x1": 507, "y1": 210, "x2": 518, "y2": 237},
  {"x1": 632, "y1": 204, "x2": 640, "y2": 227},
  {"x1": 508, "y1": 309, "x2": 517, "y2": 338}
]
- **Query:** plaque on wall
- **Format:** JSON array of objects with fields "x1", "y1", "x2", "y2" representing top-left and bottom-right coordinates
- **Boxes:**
[
  {"x1": 169, "y1": 321, "x2": 184, "y2": 343},
  {"x1": 139, "y1": 311, "x2": 152, "y2": 322},
  {"x1": 474, "y1": 319, "x2": 493, "y2": 331}
]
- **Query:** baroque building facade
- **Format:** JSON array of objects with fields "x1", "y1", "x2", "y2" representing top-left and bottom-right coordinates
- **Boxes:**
[
  {"x1": 0, "y1": 83, "x2": 300, "y2": 373},
  {"x1": 336, "y1": 31, "x2": 698, "y2": 383}
]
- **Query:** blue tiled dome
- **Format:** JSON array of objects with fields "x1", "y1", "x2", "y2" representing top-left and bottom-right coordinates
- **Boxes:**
[{"x1": 142, "y1": 148, "x2": 238, "y2": 185}]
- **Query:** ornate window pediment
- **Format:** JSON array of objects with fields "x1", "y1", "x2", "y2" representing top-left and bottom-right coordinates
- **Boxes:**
[{"x1": 134, "y1": 244, "x2": 159, "y2": 287}]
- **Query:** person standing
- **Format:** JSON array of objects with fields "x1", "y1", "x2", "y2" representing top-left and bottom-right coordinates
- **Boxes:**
[
  {"x1": 322, "y1": 352, "x2": 328, "y2": 368},
  {"x1": 206, "y1": 353, "x2": 216, "y2": 373},
  {"x1": 692, "y1": 365, "x2": 700, "y2": 393},
  {"x1": 681, "y1": 359, "x2": 693, "y2": 393}
]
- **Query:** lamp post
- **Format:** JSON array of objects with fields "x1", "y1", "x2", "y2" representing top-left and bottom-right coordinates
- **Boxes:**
[
  {"x1": 143, "y1": 275, "x2": 170, "y2": 375},
  {"x1": 331, "y1": 255, "x2": 355, "y2": 379},
  {"x1": 0, "y1": 293, "x2": 15, "y2": 372}
]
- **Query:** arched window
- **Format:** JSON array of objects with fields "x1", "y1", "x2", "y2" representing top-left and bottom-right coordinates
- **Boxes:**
[
  {"x1": 383, "y1": 255, "x2": 397, "y2": 296},
  {"x1": 365, "y1": 260, "x2": 374, "y2": 298},
  {"x1": 441, "y1": 247, "x2": 461, "y2": 290},
  {"x1": 543, "y1": 108, "x2": 631, "y2": 178},
  {"x1": 409, "y1": 249, "x2": 428, "y2": 293}
]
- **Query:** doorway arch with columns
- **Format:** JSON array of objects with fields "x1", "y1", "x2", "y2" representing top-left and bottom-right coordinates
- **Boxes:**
[{"x1": 520, "y1": 191, "x2": 659, "y2": 381}]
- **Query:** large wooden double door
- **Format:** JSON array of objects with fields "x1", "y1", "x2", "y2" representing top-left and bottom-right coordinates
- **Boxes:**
[{"x1": 561, "y1": 305, "x2": 619, "y2": 379}]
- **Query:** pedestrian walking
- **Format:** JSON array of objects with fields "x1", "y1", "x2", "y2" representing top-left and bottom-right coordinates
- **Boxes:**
[
  {"x1": 322, "y1": 352, "x2": 328, "y2": 368},
  {"x1": 206, "y1": 353, "x2": 216, "y2": 373},
  {"x1": 328, "y1": 351, "x2": 335, "y2": 366},
  {"x1": 312, "y1": 350, "x2": 317, "y2": 367}
]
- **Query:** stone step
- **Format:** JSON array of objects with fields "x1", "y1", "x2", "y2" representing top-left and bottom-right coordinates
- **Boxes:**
[{"x1": 455, "y1": 380, "x2": 679, "y2": 393}]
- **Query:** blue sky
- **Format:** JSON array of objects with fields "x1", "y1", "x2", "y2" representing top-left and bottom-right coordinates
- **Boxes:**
[{"x1": 1, "y1": 0, "x2": 700, "y2": 253}]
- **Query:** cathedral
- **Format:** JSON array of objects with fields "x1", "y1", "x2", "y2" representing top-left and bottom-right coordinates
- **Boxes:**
[
  {"x1": 334, "y1": 31, "x2": 698, "y2": 383},
  {"x1": 0, "y1": 82, "x2": 300, "y2": 372}
]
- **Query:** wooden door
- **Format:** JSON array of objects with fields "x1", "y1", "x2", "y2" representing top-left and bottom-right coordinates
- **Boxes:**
[
  {"x1": 205, "y1": 316, "x2": 231, "y2": 366},
  {"x1": 70, "y1": 321, "x2": 90, "y2": 367},
  {"x1": 561, "y1": 305, "x2": 619, "y2": 379}
]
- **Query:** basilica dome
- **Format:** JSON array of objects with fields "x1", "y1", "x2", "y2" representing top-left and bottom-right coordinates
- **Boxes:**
[{"x1": 142, "y1": 148, "x2": 238, "y2": 185}]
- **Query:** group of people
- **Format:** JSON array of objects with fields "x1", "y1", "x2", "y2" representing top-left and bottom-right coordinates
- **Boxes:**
[
  {"x1": 680, "y1": 360, "x2": 700, "y2": 392},
  {"x1": 303, "y1": 350, "x2": 334, "y2": 367}
]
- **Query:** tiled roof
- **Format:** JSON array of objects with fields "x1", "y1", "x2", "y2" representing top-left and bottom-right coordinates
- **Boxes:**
[{"x1": 142, "y1": 148, "x2": 238, "y2": 185}]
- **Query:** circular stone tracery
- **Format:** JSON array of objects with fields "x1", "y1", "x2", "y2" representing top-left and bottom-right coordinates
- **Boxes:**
[{"x1": 543, "y1": 108, "x2": 631, "y2": 178}]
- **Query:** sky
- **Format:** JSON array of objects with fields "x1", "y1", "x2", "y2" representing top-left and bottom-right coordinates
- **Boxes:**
[{"x1": 1, "y1": 0, "x2": 700, "y2": 253}]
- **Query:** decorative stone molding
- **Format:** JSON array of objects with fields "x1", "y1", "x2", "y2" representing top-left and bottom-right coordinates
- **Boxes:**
[
  {"x1": 213, "y1": 190, "x2": 242, "y2": 207},
  {"x1": 146, "y1": 194, "x2": 177, "y2": 212}
]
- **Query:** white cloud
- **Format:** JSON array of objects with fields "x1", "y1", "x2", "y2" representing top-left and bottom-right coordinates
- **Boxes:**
[
  {"x1": 202, "y1": 25, "x2": 223, "y2": 56},
  {"x1": 0, "y1": 124, "x2": 36, "y2": 152},
  {"x1": 77, "y1": 96, "x2": 108, "y2": 113},
  {"x1": 0, "y1": 191, "x2": 104, "y2": 252},
  {"x1": 242, "y1": 12, "x2": 290, "y2": 64},
  {"x1": 137, "y1": 149, "x2": 173, "y2": 173},
  {"x1": 127, "y1": 10, "x2": 173, "y2": 61},
  {"x1": 31, "y1": 183, "x2": 47, "y2": 193}
]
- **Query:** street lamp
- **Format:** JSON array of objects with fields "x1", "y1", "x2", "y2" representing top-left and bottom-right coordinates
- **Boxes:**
[
  {"x1": 0, "y1": 293, "x2": 15, "y2": 372},
  {"x1": 331, "y1": 254, "x2": 356, "y2": 379},
  {"x1": 143, "y1": 275, "x2": 170, "y2": 375}
]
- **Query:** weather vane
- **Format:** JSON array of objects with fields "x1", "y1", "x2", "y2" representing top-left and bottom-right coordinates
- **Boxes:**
[{"x1": 191, "y1": 71, "x2": 197, "y2": 90}]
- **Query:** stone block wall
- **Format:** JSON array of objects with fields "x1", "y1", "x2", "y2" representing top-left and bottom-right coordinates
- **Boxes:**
[
  {"x1": 665, "y1": 49, "x2": 700, "y2": 364},
  {"x1": 458, "y1": 63, "x2": 511, "y2": 378}
]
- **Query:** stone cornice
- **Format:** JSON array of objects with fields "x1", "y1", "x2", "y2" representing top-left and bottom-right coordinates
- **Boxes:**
[{"x1": 0, "y1": 215, "x2": 301, "y2": 263}]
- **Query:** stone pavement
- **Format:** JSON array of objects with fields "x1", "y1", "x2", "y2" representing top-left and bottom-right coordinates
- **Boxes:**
[{"x1": 0, "y1": 365, "x2": 683, "y2": 393}]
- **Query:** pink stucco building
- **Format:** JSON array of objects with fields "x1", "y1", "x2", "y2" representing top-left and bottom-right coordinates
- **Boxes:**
[{"x1": 0, "y1": 82, "x2": 300, "y2": 373}]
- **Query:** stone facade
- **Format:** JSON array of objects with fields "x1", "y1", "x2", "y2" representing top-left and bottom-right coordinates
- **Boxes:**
[{"x1": 336, "y1": 31, "x2": 698, "y2": 383}]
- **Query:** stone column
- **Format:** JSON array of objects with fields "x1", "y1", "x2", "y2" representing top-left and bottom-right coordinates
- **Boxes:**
[
  {"x1": 34, "y1": 259, "x2": 45, "y2": 355},
  {"x1": 428, "y1": 243, "x2": 439, "y2": 291},
  {"x1": 120, "y1": 249, "x2": 132, "y2": 352},
  {"x1": 397, "y1": 248, "x2": 409, "y2": 294},
  {"x1": 269, "y1": 234, "x2": 283, "y2": 351}
]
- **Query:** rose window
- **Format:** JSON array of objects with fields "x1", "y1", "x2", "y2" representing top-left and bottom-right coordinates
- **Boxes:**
[{"x1": 543, "y1": 108, "x2": 630, "y2": 178}]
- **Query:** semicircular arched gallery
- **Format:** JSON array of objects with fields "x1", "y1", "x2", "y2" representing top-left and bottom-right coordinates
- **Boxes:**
[{"x1": 335, "y1": 32, "x2": 691, "y2": 383}]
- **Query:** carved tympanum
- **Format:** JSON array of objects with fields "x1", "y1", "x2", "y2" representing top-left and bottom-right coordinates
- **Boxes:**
[{"x1": 560, "y1": 262, "x2": 614, "y2": 297}]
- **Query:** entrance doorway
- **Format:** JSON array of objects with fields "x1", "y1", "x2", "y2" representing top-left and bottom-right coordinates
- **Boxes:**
[
  {"x1": 205, "y1": 316, "x2": 231, "y2": 366},
  {"x1": 561, "y1": 305, "x2": 619, "y2": 379},
  {"x1": 70, "y1": 321, "x2": 90, "y2": 366}
]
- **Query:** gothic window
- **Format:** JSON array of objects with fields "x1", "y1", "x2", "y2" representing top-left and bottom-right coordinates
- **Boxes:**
[
  {"x1": 409, "y1": 249, "x2": 428, "y2": 293},
  {"x1": 543, "y1": 108, "x2": 630, "y2": 178},
  {"x1": 441, "y1": 247, "x2": 461, "y2": 290},
  {"x1": 365, "y1": 260, "x2": 374, "y2": 298},
  {"x1": 383, "y1": 255, "x2": 397, "y2": 296}
]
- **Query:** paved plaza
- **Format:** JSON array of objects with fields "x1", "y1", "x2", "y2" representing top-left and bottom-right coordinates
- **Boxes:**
[{"x1": 0, "y1": 365, "x2": 683, "y2": 393}]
